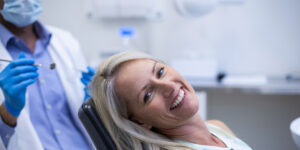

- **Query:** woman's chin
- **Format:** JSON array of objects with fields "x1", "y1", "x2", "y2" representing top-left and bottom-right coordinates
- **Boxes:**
[{"x1": 179, "y1": 94, "x2": 199, "y2": 119}]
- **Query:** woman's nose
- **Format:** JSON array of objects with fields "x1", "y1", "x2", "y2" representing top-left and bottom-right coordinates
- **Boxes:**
[{"x1": 156, "y1": 80, "x2": 176, "y2": 98}]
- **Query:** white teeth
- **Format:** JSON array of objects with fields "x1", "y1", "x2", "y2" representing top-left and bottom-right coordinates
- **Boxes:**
[{"x1": 170, "y1": 89, "x2": 185, "y2": 110}]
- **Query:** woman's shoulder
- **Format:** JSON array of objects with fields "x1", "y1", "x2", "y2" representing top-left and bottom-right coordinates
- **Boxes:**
[
  {"x1": 205, "y1": 120, "x2": 253, "y2": 150},
  {"x1": 205, "y1": 120, "x2": 236, "y2": 137}
]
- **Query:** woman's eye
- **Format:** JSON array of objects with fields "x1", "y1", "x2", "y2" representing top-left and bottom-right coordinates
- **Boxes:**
[
  {"x1": 144, "y1": 91, "x2": 151, "y2": 103},
  {"x1": 157, "y1": 67, "x2": 164, "y2": 78}
]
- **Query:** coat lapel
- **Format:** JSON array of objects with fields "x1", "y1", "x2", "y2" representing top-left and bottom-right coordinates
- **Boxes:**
[{"x1": 0, "y1": 42, "x2": 11, "y2": 72}]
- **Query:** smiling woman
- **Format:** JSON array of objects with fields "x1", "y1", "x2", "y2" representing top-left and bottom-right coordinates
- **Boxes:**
[{"x1": 90, "y1": 51, "x2": 253, "y2": 150}]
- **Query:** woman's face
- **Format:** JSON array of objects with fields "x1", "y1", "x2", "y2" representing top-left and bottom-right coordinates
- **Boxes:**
[{"x1": 114, "y1": 59, "x2": 199, "y2": 130}]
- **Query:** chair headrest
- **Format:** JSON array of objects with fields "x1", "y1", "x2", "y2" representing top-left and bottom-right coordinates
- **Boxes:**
[{"x1": 78, "y1": 98, "x2": 117, "y2": 150}]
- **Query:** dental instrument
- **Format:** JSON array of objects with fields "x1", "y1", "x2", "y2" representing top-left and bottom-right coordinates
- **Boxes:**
[{"x1": 0, "y1": 59, "x2": 56, "y2": 70}]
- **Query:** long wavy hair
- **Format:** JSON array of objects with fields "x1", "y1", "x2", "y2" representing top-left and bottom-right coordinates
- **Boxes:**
[{"x1": 90, "y1": 51, "x2": 195, "y2": 150}]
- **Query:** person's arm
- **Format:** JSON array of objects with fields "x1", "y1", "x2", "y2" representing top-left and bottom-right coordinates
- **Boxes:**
[
  {"x1": 0, "y1": 103, "x2": 16, "y2": 147},
  {"x1": 0, "y1": 103, "x2": 17, "y2": 126},
  {"x1": 206, "y1": 120, "x2": 236, "y2": 137},
  {"x1": 0, "y1": 52, "x2": 38, "y2": 147}
]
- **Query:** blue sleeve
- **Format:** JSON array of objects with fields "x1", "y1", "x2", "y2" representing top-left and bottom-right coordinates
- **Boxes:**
[{"x1": 0, "y1": 114, "x2": 15, "y2": 148}]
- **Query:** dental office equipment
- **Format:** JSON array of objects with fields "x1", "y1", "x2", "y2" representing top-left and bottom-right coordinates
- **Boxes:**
[
  {"x1": 119, "y1": 27, "x2": 135, "y2": 51},
  {"x1": 0, "y1": 59, "x2": 56, "y2": 70},
  {"x1": 286, "y1": 71, "x2": 300, "y2": 82},
  {"x1": 290, "y1": 117, "x2": 300, "y2": 149}
]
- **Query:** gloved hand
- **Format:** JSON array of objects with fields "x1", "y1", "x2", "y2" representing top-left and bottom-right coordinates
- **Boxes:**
[
  {"x1": 80, "y1": 66, "x2": 95, "y2": 101},
  {"x1": 0, "y1": 52, "x2": 39, "y2": 117}
]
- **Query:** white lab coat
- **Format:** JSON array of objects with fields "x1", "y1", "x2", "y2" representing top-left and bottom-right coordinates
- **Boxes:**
[{"x1": 0, "y1": 25, "x2": 95, "y2": 150}]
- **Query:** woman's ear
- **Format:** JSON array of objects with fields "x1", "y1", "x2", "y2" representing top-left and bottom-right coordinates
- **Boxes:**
[{"x1": 131, "y1": 117, "x2": 152, "y2": 130}]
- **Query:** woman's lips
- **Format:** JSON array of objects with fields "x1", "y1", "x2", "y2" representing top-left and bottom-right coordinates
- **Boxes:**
[{"x1": 170, "y1": 88, "x2": 186, "y2": 110}]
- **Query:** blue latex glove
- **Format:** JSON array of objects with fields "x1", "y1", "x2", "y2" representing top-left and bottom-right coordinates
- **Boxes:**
[
  {"x1": 80, "y1": 66, "x2": 95, "y2": 101},
  {"x1": 0, "y1": 52, "x2": 39, "y2": 117}
]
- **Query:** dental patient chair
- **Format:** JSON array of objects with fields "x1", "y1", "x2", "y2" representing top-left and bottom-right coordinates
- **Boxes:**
[{"x1": 78, "y1": 98, "x2": 117, "y2": 150}]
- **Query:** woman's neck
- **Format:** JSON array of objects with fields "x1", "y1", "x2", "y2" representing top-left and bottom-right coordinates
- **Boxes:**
[{"x1": 158, "y1": 114, "x2": 226, "y2": 147}]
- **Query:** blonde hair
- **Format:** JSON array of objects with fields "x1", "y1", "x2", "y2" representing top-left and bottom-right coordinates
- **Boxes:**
[{"x1": 91, "y1": 51, "x2": 195, "y2": 150}]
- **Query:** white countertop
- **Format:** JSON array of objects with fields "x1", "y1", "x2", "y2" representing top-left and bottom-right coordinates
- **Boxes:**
[{"x1": 188, "y1": 77, "x2": 300, "y2": 95}]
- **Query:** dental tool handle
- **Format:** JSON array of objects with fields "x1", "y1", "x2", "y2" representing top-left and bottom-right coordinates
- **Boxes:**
[
  {"x1": 0, "y1": 59, "x2": 11, "y2": 63},
  {"x1": 0, "y1": 59, "x2": 55, "y2": 70},
  {"x1": 0, "y1": 58, "x2": 41, "y2": 67}
]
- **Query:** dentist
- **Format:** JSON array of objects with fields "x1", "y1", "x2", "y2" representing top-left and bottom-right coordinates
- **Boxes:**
[{"x1": 0, "y1": 0, "x2": 95, "y2": 149}]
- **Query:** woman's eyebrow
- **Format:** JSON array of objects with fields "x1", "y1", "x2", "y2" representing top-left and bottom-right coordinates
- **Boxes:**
[
  {"x1": 152, "y1": 61, "x2": 157, "y2": 74},
  {"x1": 137, "y1": 61, "x2": 158, "y2": 100}
]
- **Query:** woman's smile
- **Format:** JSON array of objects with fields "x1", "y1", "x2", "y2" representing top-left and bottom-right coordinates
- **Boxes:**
[{"x1": 170, "y1": 88, "x2": 185, "y2": 110}]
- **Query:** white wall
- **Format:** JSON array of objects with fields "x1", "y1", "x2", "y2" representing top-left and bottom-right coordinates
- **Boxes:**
[
  {"x1": 40, "y1": 0, "x2": 151, "y2": 66},
  {"x1": 40, "y1": 0, "x2": 300, "y2": 76},
  {"x1": 150, "y1": 0, "x2": 300, "y2": 76}
]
